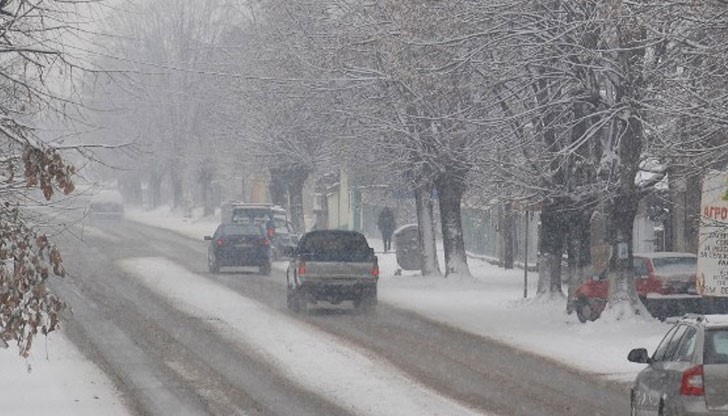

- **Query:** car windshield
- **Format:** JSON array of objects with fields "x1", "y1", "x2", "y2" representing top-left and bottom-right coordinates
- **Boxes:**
[
  {"x1": 651, "y1": 257, "x2": 697, "y2": 275},
  {"x1": 231, "y1": 208, "x2": 271, "y2": 223},
  {"x1": 273, "y1": 216, "x2": 291, "y2": 233},
  {"x1": 298, "y1": 232, "x2": 370, "y2": 262}
]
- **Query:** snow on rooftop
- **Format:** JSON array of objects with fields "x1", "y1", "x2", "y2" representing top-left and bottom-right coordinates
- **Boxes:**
[{"x1": 704, "y1": 315, "x2": 728, "y2": 327}]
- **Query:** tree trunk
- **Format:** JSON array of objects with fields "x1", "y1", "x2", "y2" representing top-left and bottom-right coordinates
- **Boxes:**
[
  {"x1": 120, "y1": 173, "x2": 143, "y2": 205},
  {"x1": 415, "y1": 183, "x2": 441, "y2": 276},
  {"x1": 604, "y1": 16, "x2": 650, "y2": 317},
  {"x1": 435, "y1": 172, "x2": 470, "y2": 277},
  {"x1": 684, "y1": 174, "x2": 702, "y2": 253},
  {"x1": 502, "y1": 202, "x2": 515, "y2": 269},
  {"x1": 316, "y1": 191, "x2": 329, "y2": 231},
  {"x1": 286, "y1": 168, "x2": 308, "y2": 234},
  {"x1": 668, "y1": 173, "x2": 702, "y2": 253},
  {"x1": 201, "y1": 179, "x2": 214, "y2": 216},
  {"x1": 150, "y1": 172, "x2": 162, "y2": 209},
  {"x1": 172, "y1": 175, "x2": 183, "y2": 210},
  {"x1": 268, "y1": 168, "x2": 288, "y2": 208},
  {"x1": 566, "y1": 211, "x2": 593, "y2": 309},
  {"x1": 606, "y1": 115, "x2": 648, "y2": 317},
  {"x1": 606, "y1": 194, "x2": 644, "y2": 315},
  {"x1": 665, "y1": 190, "x2": 675, "y2": 252},
  {"x1": 537, "y1": 201, "x2": 566, "y2": 295}
]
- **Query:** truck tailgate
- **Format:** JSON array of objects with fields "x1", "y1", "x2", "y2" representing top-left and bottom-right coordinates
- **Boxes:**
[{"x1": 303, "y1": 261, "x2": 376, "y2": 283}]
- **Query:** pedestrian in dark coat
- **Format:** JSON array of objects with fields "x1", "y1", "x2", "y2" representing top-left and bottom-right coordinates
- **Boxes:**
[{"x1": 377, "y1": 207, "x2": 396, "y2": 252}]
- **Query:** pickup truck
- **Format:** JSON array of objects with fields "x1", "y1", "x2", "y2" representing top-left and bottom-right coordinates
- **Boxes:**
[{"x1": 286, "y1": 230, "x2": 379, "y2": 313}]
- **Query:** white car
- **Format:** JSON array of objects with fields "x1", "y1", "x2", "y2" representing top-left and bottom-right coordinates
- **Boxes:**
[{"x1": 88, "y1": 190, "x2": 124, "y2": 221}]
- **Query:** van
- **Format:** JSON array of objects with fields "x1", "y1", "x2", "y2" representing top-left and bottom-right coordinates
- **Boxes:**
[{"x1": 221, "y1": 202, "x2": 298, "y2": 260}]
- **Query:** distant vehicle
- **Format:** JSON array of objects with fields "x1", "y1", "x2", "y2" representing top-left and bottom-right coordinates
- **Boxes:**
[
  {"x1": 628, "y1": 314, "x2": 728, "y2": 416},
  {"x1": 204, "y1": 223, "x2": 272, "y2": 275},
  {"x1": 88, "y1": 189, "x2": 124, "y2": 222},
  {"x1": 286, "y1": 230, "x2": 379, "y2": 313},
  {"x1": 221, "y1": 201, "x2": 299, "y2": 261},
  {"x1": 571, "y1": 252, "x2": 699, "y2": 322}
]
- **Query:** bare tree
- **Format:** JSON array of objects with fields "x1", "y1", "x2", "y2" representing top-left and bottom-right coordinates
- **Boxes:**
[
  {"x1": 93, "y1": 0, "x2": 238, "y2": 210},
  {"x1": 0, "y1": 0, "x2": 106, "y2": 356}
]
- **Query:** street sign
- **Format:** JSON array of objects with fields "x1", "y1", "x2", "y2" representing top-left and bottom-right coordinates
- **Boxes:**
[
  {"x1": 617, "y1": 242, "x2": 629, "y2": 260},
  {"x1": 697, "y1": 170, "x2": 728, "y2": 297}
]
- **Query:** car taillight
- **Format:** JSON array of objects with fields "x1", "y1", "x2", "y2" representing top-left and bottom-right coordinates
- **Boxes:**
[
  {"x1": 268, "y1": 228, "x2": 275, "y2": 238},
  {"x1": 371, "y1": 259, "x2": 379, "y2": 277},
  {"x1": 216, "y1": 239, "x2": 225, "y2": 247},
  {"x1": 297, "y1": 260, "x2": 306, "y2": 276},
  {"x1": 681, "y1": 365, "x2": 704, "y2": 396}
]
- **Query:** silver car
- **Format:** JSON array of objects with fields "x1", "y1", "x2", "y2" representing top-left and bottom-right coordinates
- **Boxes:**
[
  {"x1": 286, "y1": 230, "x2": 379, "y2": 313},
  {"x1": 628, "y1": 314, "x2": 728, "y2": 415}
]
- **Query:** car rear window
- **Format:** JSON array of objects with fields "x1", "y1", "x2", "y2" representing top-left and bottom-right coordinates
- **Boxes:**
[
  {"x1": 298, "y1": 232, "x2": 371, "y2": 262},
  {"x1": 651, "y1": 257, "x2": 696, "y2": 275},
  {"x1": 704, "y1": 329, "x2": 728, "y2": 365},
  {"x1": 220, "y1": 224, "x2": 263, "y2": 236}
]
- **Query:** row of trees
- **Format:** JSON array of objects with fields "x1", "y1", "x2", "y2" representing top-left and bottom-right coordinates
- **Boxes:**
[{"x1": 88, "y1": 0, "x2": 728, "y2": 319}]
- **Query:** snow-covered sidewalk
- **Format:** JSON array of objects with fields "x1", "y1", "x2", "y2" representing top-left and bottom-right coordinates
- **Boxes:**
[
  {"x1": 0, "y1": 332, "x2": 131, "y2": 416},
  {"x1": 125, "y1": 206, "x2": 670, "y2": 383}
]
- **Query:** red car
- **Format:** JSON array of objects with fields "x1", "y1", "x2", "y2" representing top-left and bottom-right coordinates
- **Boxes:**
[{"x1": 571, "y1": 252, "x2": 698, "y2": 322}]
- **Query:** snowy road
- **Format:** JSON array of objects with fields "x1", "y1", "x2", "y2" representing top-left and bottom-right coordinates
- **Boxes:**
[{"x1": 51, "y1": 219, "x2": 628, "y2": 416}]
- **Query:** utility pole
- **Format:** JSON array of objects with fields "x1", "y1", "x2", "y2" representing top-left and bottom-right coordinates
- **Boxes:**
[{"x1": 524, "y1": 210, "x2": 529, "y2": 299}]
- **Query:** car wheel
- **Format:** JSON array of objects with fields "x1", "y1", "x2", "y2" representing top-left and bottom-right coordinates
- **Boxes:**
[
  {"x1": 575, "y1": 299, "x2": 589, "y2": 323},
  {"x1": 208, "y1": 255, "x2": 219, "y2": 273},
  {"x1": 357, "y1": 297, "x2": 376, "y2": 313},
  {"x1": 576, "y1": 298, "x2": 599, "y2": 323},
  {"x1": 354, "y1": 290, "x2": 377, "y2": 314}
]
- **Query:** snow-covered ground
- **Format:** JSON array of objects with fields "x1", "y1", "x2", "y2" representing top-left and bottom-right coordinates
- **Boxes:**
[
  {"x1": 0, "y1": 204, "x2": 671, "y2": 415},
  {"x1": 0, "y1": 333, "x2": 131, "y2": 416},
  {"x1": 124, "y1": 206, "x2": 670, "y2": 383},
  {"x1": 378, "y1": 269, "x2": 662, "y2": 381},
  {"x1": 121, "y1": 257, "x2": 489, "y2": 416}
]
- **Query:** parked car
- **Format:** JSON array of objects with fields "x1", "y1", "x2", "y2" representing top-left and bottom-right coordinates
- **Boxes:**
[
  {"x1": 286, "y1": 230, "x2": 379, "y2": 313},
  {"x1": 628, "y1": 314, "x2": 728, "y2": 416},
  {"x1": 88, "y1": 189, "x2": 124, "y2": 222},
  {"x1": 571, "y1": 252, "x2": 698, "y2": 322},
  {"x1": 204, "y1": 223, "x2": 272, "y2": 275},
  {"x1": 221, "y1": 201, "x2": 299, "y2": 261}
]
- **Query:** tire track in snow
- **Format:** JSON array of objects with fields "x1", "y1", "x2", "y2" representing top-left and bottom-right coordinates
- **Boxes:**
[{"x1": 119, "y1": 257, "x2": 494, "y2": 416}]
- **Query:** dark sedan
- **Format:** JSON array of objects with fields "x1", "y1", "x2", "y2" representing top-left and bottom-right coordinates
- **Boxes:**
[{"x1": 205, "y1": 223, "x2": 272, "y2": 275}]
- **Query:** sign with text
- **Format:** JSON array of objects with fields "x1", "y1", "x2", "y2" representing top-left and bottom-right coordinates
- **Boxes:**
[{"x1": 698, "y1": 170, "x2": 728, "y2": 297}]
